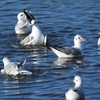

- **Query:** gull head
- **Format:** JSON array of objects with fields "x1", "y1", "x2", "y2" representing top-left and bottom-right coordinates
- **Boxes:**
[
  {"x1": 17, "y1": 12, "x2": 27, "y2": 22},
  {"x1": 73, "y1": 35, "x2": 86, "y2": 49},
  {"x1": 73, "y1": 75, "x2": 82, "y2": 89},
  {"x1": 74, "y1": 35, "x2": 86, "y2": 43}
]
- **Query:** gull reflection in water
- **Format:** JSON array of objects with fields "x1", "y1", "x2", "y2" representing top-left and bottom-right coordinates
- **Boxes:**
[
  {"x1": 53, "y1": 57, "x2": 84, "y2": 67},
  {"x1": 21, "y1": 46, "x2": 48, "y2": 65}
]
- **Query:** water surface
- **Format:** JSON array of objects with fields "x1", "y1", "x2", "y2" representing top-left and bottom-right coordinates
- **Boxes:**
[{"x1": 0, "y1": 0, "x2": 100, "y2": 99}]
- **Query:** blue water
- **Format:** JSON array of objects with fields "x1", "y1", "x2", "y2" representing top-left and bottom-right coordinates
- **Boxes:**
[{"x1": 0, "y1": 0, "x2": 100, "y2": 99}]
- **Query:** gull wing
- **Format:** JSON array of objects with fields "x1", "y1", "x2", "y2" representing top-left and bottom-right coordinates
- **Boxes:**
[
  {"x1": 50, "y1": 46, "x2": 81, "y2": 58},
  {"x1": 20, "y1": 34, "x2": 34, "y2": 45},
  {"x1": 59, "y1": 47, "x2": 81, "y2": 56}
]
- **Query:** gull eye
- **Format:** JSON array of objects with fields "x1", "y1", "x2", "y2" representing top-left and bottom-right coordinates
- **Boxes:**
[
  {"x1": 75, "y1": 79, "x2": 78, "y2": 82},
  {"x1": 21, "y1": 14, "x2": 23, "y2": 16}
]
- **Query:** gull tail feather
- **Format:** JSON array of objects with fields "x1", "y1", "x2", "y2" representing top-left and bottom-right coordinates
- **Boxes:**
[
  {"x1": 17, "y1": 58, "x2": 26, "y2": 68},
  {"x1": 50, "y1": 47, "x2": 67, "y2": 58},
  {"x1": 23, "y1": 9, "x2": 35, "y2": 23}
]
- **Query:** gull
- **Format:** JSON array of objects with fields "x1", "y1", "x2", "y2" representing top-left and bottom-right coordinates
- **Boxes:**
[
  {"x1": 1, "y1": 57, "x2": 32, "y2": 76},
  {"x1": 15, "y1": 9, "x2": 34, "y2": 35},
  {"x1": 50, "y1": 35, "x2": 86, "y2": 58},
  {"x1": 20, "y1": 10, "x2": 47, "y2": 46},
  {"x1": 65, "y1": 75, "x2": 85, "y2": 100},
  {"x1": 20, "y1": 20, "x2": 47, "y2": 46}
]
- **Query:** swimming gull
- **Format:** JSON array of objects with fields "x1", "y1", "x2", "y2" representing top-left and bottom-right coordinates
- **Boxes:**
[
  {"x1": 50, "y1": 35, "x2": 86, "y2": 58},
  {"x1": 65, "y1": 75, "x2": 85, "y2": 100},
  {"x1": 15, "y1": 9, "x2": 34, "y2": 35},
  {"x1": 1, "y1": 57, "x2": 32, "y2": 76},
  {"x1": 20, "y1": 12, "x2": 47, "y2": 46}
]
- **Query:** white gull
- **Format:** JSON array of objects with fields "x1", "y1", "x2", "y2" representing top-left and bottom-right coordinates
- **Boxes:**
[
  {"x1": 50, "y1": 35, "x2": 86, "y2": 58},
  {"x1": 15, "y1": 10, "x2": 32, "y2": 35},
  {"x1": 15, "y1": 9, "x2": 35, "y2": 35},
  {"x1": 1, "y1": 57, "x2": 32, "y2": 76},
  {"x1": 20, "y1": 19, "x2": 47, "y2": 46},
  {"x1": 65, "y1": 75, "x2": 85, "y2": 100}
]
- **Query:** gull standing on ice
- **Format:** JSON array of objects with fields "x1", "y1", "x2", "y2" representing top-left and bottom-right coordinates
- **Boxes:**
[
  {"x1": 65, "y1": 75, "x2": 85, "y2": 100},
  {"x1": 20, "y1": 10, "x2": 47, "y2": 46},
  {"x1": 15, "y1": 10, "x2": 33, "y2": 35},
  {"x1": 1, "y1": 57, "x2": 32, "y2": 76},
  {"x1": 50, "y1": 35, "x2": 86, "y2": 58}
]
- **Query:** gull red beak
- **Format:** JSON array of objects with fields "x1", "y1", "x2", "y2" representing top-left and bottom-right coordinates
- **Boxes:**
[
  {"x1": 81, "y1": 38, "x2": 86, "y2": 42},
  {"x1": 72, "y1": 80, "x2": 74, "y2": 83}
]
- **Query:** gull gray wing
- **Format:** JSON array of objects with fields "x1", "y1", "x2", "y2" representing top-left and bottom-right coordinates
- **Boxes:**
[
  {"x1": 56, "y1": 47, "x2": 81, "y2": 56},
  {"x1": 4, "y1": 62, "x2": 19, "y2": 75},
  {"x1": 15, "y1": 22, "x2": 30, "y2": 32},
  {"x1": 20, "y1": 35, "x2": 34, "y2": 45}
]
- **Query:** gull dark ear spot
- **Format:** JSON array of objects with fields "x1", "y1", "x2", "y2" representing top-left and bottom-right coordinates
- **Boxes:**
[{"x1": 21, "y1": 14, "x2": 23, "y2": 16}]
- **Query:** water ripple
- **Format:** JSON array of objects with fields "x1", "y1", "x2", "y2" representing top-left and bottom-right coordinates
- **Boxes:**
[{"x1": 0, "y1": 0, "x2": 100, "y2": 99}]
